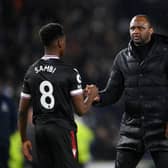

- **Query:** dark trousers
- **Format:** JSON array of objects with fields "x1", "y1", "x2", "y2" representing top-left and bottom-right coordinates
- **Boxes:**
[
  {"x1": 0, "y1": 145, "x2": 9, "y2": 168},
  {"x1": 35, "y1": 124, "x2": 79, "y2": 168},
  {"x1": 115, "y1": 149, "x2": 168, "y2": 168}
]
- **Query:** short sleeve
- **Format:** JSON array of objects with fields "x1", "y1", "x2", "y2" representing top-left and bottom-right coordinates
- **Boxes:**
[
  {"x1": 20, "y1": 72, "x2": 31, "y2": 99},
  {"x1": 69, "y1": 68, "x2": 83, "y2": 96}
]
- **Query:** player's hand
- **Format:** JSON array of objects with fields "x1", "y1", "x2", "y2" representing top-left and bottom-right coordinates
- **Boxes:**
[
  {"x1": 85, "y1": 84, "x2": 100, "y2": 102},
  {"x1": 165, "y1": 123, "x2": 168, "y2": 138},
  {"x1": 22, "y1": 139, "x2": 33, "y2": 161}
]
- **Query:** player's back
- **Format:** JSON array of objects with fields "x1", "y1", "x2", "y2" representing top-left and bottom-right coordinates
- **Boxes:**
[{"x1": 23, "y1": 56, "x2": 82, "y2": 130}]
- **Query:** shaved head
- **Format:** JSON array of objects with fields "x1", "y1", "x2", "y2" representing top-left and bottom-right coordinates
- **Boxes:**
[{"x1": 130, "y1": 15, "x2": 152, "y2": 28}]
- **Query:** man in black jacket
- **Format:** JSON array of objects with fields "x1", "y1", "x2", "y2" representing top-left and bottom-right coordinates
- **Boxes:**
[{"x1": 91, "y1": 15, "x2": 168, "y2": 168}]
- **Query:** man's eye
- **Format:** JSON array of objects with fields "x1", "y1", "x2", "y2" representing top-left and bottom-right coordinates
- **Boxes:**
[
  {"x1": 130, "y1": 27, "x2": 135, "y2": 30},
  {"x1": 139, "y1": 27, "x2": 145, "y2": 30}
]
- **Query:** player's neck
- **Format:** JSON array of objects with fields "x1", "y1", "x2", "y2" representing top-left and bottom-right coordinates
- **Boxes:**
[
  {"x1": 44, "y1": 51, "x2": 60, "y2": 58},
  {"x1": 43, "y1": 54, "x2": 60, "y2": 59},
  {"x1": 44, "y1": 46, "x2": 63, "y2": 58}
]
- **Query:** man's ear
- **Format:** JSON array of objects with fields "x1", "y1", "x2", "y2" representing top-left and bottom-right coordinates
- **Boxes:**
[
  {"x1": 57, "y1": 38, "x2": 63, "y2": 49},
  {"x1": 150, "y1": 27, "x2": 154, "y2": 35}
]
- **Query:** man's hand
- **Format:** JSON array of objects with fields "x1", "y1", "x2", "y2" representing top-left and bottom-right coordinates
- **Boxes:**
[
  {"x1": 84, "y1": 84, "x2": 100, "y2": 102},
  {"x1": 22, "y1": 140, "x2": 33, "y2": 161}
]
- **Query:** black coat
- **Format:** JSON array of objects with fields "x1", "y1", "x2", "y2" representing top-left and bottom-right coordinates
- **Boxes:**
[{"x1": 99, "y1": 34, "x2": 168, "y2": 151}]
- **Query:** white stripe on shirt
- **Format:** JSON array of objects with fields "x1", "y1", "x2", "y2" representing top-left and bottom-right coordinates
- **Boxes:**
[
  {"x1": 21, "y1": 92, "x2": 31, "y2": 98},
  {"x1": 41, "y1": 55, "x2": 60, "y2": 60},
  {"x1": 70, "y1": 89, "x2": 83, "y2": 96}
]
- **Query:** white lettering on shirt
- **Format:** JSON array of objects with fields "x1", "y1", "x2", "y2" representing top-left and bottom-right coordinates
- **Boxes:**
[{"x1": 34, "y1": 65, "x2": 56, "y2": 74}]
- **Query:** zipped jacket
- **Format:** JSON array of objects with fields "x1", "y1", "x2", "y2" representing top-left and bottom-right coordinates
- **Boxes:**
[{"x1": 99, "y1": 34, "x2": 168, "y2": 151}]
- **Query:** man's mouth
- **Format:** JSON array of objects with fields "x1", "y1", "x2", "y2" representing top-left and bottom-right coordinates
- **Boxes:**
[{"x1": 133, "y1": 34, "x2": 140, "y2": 39}]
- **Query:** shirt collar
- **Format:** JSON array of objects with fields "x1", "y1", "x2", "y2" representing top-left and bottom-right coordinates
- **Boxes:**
[{"x1": 41, "y1": 55, "x2": 60, "y2": 60}]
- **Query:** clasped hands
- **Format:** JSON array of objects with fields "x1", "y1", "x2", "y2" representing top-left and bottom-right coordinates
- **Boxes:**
[{"x1": 84, "y1": 84, "x2": 100, "y2": 102}]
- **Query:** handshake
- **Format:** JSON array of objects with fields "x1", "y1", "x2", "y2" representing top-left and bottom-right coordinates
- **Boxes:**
[{"x1": 84, "y1": 84, "x2": 100, "y2": 102}]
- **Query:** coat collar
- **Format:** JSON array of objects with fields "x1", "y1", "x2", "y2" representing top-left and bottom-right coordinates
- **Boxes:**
[{"x1": 128, "y1": 34, "x2": 156, "y2": 62}]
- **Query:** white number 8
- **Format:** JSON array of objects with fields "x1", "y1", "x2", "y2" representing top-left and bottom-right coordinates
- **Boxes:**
[{"x1": 39, "y1": 81, "x2": 55, "y2": 109}]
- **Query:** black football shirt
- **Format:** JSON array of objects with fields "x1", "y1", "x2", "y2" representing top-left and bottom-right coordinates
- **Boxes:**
[{"x1": 21, "y1": 55, "x2": 83, "y2": 130}]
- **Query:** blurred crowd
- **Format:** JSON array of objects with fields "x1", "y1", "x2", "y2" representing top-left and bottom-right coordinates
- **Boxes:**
[
  {"x1": 1, "y1": 0, "x2": 168, "y2": 167},
  {"x1": 1, "y1": 0, "x2": 168, "y2": 91}
]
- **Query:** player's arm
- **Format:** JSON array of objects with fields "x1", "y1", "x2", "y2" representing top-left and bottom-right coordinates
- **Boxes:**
[
  {"x1": 18, "y1": 95, "x2": 32, "y2": 161},
  {"x1": 18, "y1": 69, "x2": 33, "y2": 161},
  {"x1": 72, "y1": 85, "x2": 98, "y2": 116},
  {"x1": 18, "y1": 96, "x2": 30, "y2": 142}
]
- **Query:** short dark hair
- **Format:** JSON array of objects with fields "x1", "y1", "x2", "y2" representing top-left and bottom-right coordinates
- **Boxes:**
[{"x1": 39, "y1": 23, "x2": 65, "y2": 47}]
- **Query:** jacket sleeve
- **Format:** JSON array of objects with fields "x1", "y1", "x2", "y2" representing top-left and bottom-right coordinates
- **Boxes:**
[{"x1": 95, "y1": 53, "x2": 124, "y2": 106}]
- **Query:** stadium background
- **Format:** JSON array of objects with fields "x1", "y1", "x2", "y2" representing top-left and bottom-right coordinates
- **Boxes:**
[{"x1": 0, "y1": 0, "x2": 168, "y2": 167}]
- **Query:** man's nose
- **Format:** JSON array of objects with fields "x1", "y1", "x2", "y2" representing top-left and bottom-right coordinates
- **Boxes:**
[{"x1": 133, "y1": 27, "x2": 140, "y2": 33}]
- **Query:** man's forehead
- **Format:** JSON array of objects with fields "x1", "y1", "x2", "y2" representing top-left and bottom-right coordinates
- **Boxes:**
[{"x1": 130, "y1": 17, "x2": 150, "y2": 27}]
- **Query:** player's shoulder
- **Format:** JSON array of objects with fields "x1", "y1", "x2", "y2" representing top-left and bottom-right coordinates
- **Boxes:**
[
  {"x1": 65, "y1": 66, "x2": 81, "y2": 82},
  {"x1": 70, "y1": 67, "x2": 81, "y2": 77},
  {"x1": 71, "y1": 67, "x2": 80, "y2": 74},
  {"x1": 30, "y1": 59, "x2": 40, "y2": 69},
  {"x1": 24, "y1": 59, "x2": 41, "y2": 77},
  {"x1": 61, "y1": 63, "x2": 80, "y2": 74}
]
